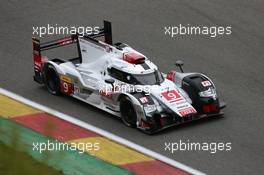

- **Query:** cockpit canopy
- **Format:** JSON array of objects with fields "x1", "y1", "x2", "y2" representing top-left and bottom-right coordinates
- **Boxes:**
[{"x1": 108, "y1": 67, "x2": 164, "y2": 85}]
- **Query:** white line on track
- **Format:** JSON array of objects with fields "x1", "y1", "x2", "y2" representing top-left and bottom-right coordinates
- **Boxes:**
[{"x1": 0, "y1": 87, "x2": 205, "y2": 175}]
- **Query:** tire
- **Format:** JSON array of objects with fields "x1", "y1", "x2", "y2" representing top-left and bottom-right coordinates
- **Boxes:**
[
  {"x1": 43, "y1": 64, "x2": 61, "y2": 95},
  {"x1": 120, "y1": 96, "x2": 137, "y2": 128}
]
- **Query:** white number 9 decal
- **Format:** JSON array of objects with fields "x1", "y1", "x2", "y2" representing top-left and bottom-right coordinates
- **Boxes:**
[
  {"x1": 167, "y1": 92, "x2": 177, "y2": 100},
  {"x1": 63, "y1": 82, "x2": 69, "y2": 92}
]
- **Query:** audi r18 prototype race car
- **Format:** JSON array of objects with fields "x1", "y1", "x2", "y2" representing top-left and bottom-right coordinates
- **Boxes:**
[{"x1": 32, "y1": 21, "x2": 226, "y2": 134}]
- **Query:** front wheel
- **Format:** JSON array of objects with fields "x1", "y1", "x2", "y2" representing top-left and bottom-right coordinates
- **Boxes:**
[
  {"x1": 120, "y1": 96, "x2": 137, "y2": 128},
  {"x1": 43, "y1": 64, "x2": 61, "y2": 95}
]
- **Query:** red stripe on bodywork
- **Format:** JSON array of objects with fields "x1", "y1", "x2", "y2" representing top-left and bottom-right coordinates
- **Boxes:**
[
  {"x1": 122, "y1": 160, "x2": 191, "y2": 175},
  {"x1": 11, "y1": 112, "x2": 98, "y2": 141},
  {"x1": 57, "y1": 37, "x2": 73, "y2": 45}
]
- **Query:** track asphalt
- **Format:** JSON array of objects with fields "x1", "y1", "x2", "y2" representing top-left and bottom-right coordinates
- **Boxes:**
[{"x1": 0, "y1": 1, "x2": 263, "y2": 174}]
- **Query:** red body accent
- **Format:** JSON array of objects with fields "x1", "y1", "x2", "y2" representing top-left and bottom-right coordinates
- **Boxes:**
[
  {"x1": 166, "y1": 70, "x2": 176, "y2": 81},
  {"x1": 123, "y1": 52, "x2": 145, "y2": 64},
  {"x1": 161, "y1": 90, "x2": 184, "y2": 103},
  {"x1": 179, "y1": 107, "x2": 197, "y2": 117},
  {"x1": 34, "y1": 54, "x2": 49, "y2": 73},
  {"x1": 139, "y1": 119, "x2": 151, "y2": 129},
  {"x1": 100, "y1": 90, "x2": 113, "y2": 98},
  {"x1": 32, "y1": 38, "x2": 49, "y2": 73},
  {"x1": 60, "y1": 81, "x2": 74, "y2": 95},
  {"x1": 58, "y1": 37, "x2": 74, "y2": 46},
  {"x1": 203, "y1": 104, "x2": 218, "y2": 113}
]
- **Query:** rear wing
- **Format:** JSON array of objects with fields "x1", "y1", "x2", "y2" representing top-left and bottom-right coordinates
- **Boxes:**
[
  {"x1": 32, "y1": 20, "x2": 113, "y2": 84},
  {"x1": 33, "y1": 20, "x2": 112, "y2": 52},
  {"x1": 88, "y1": 20, "x2": 112, "y2": 45}
]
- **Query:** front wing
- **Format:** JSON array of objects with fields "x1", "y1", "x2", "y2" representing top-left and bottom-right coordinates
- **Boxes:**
[{"x1": 138, "y1": 101, "x2": 226, "y2": 134}]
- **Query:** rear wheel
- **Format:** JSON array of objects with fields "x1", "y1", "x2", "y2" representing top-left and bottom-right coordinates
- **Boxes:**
[
  {"x1": 120, "y1": 96, "x2": 137, "y2": 127},
  {"x1": 43, "y1": 64, "x2": 60, "y2": 95}
]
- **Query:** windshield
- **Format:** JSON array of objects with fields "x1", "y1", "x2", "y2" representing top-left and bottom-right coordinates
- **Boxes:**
[
  {"x1": 108, "y1": 67, "x2": 164, "y2": 85},
  {"x1": 130, "y1": 71, "x2": 164, "y2": 85}
]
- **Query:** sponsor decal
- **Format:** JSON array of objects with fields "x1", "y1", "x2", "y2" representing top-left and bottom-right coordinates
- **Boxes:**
[
  {"x1": 60, "y1": 81, "x2": 73, "y2": 95},
  {"x1": 176, "y1": 104, "x2": 189, "y2": 109},
  {"x1": 57, "y1": 37, "x2": 74, "y2": 45},
  {"x1": 201, "y1": 80, "x2": 211, "y2": 87},
  {"x1": 143, "y1": 104, "x2": 156, "y2": 113},
  {"x1": 100, "y1": 89, "x2": 112, "y2": 98},
  {"x1": 139, "y1": 97, "x2": 148, "y2": 104},
  {"x1": 179, "y1": 107, "x2": 197, "y2": 117},
  {"x1": 161, "y1": 90, "x2": 184, "y2": 103},
  {"x1": 60, "y1": 75, "x2": 73, "y2": 95},
  {"x1": 60, "y1": 75, "x2": 72, "y2": 84}
]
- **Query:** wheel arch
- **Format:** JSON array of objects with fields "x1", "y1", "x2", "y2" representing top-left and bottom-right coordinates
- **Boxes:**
[
  {"x1": 117, "y1": 93, "x2": 142, "y2": 106},
  {"x1": 43, "y1": 60, "x2": 66, "y2": 75}
]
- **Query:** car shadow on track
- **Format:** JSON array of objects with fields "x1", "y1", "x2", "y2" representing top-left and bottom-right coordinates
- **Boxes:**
[{"x1": 153, "y1": 115, "x2": 225, "y2": 136}]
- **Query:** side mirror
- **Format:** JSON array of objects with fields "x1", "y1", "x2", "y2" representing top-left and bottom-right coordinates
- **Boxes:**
[
  {"x1": 105, "y1": 79, "x2": 115, "y2": 87},
  {"x1": 175, "y1": 60, "x2": 184, "y2": 73}
]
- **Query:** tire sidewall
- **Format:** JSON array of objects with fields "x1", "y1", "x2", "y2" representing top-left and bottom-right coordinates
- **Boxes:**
[
  {"x1": 43, "y1": 64, "x2": 60, "y2": 95},
  {"x1": 120, "y1": 96, "x2": 137, "y2": 128}
]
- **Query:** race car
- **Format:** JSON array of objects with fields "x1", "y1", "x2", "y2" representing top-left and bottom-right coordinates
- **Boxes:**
[{"x1": 32, "y1": 21, "x2": 226, "y2": 134}]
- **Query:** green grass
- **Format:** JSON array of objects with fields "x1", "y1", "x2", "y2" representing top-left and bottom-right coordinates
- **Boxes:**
[
  {"x1": 0, "y1": 118, "x2": 132, "y2": 175},
  {"x1": 0, "y1": 142, "x2": 64, "y2": 175}
]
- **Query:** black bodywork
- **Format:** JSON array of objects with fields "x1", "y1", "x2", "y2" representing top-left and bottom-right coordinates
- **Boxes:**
[{"x1": 132, "y1": 74, "x2": 226, "y2": 134}]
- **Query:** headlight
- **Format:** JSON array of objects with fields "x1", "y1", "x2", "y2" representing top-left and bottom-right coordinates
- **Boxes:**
[{"x1": 199, "y1": 88, "x2": 217, "y2": 98}]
